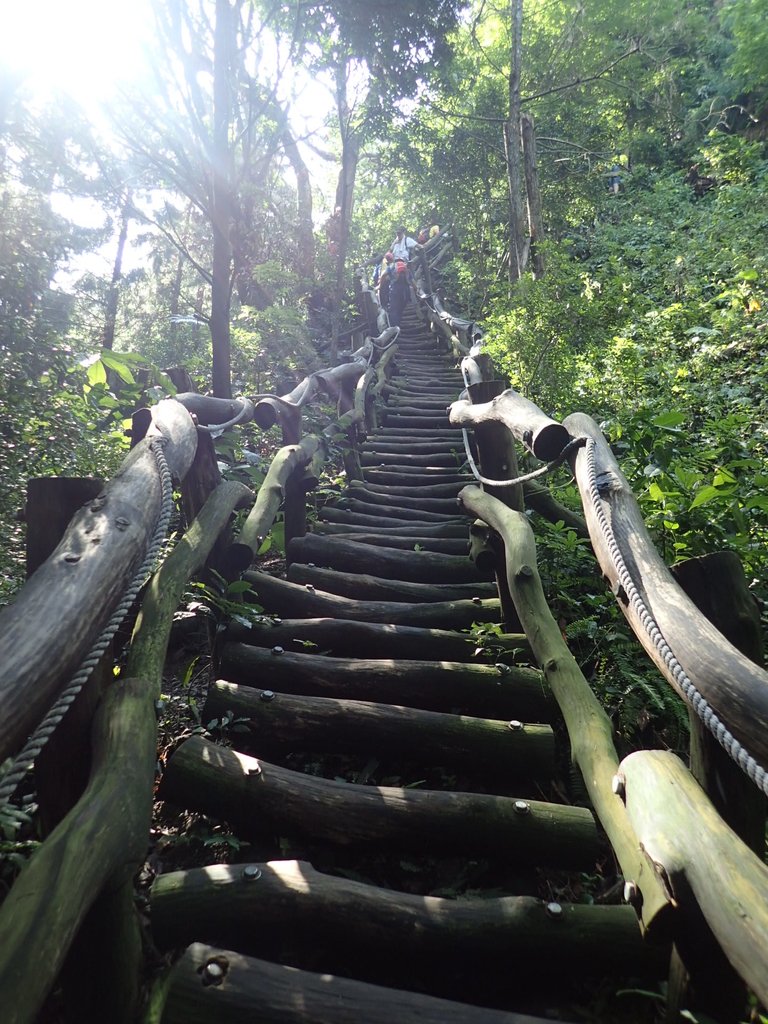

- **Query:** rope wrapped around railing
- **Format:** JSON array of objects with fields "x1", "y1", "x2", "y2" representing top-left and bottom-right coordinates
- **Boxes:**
[
  {"x1": 0, "y1": 435, "x2": 175, "y2": 810},
  {"x1": 582, "y1": 435, "x2": 768, "y2": 797}
]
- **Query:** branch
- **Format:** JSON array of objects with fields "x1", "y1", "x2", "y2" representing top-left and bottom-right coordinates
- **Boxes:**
[{"x1": 521, "y1": 45, "x2": 641, "y2": 103}]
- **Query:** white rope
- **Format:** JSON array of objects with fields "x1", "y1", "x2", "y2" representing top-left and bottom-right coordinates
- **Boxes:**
[
  {"x1": 583, "y1": 436, "x2": 768, "y2": 796},
  {"x1": 462, "y1": 428, "x2": 585, "y2": 487},
  {"x1": 197, "y1": 399, "x2": 250, "y2": 434}
]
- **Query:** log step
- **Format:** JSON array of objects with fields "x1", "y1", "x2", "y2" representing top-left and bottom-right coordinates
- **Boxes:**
[
  {"x1": 217, "y1": 644, "x2": 548, "y2": 718},
  {"x1": 299, "y1": 531, "x2": 470, "y2": 554},
  {"x1": 312, "y1": 520, "x2": 471, "y2": 537},
  {"x1": 318, "y1": 506, "x2": 467, "y2": 529},
  {"x1": 152, "y1": 863, "x2": 658, "y2": 995},
  {"x1": 347, "y1": 484, "x2": 462, "y2": 512},
  {"x1": 286, "y1": 563, "x2": 497, "y2": 601},
  {"x1": 287, "y1": 534, "x2": 488, "y2": 583},
  {"x1": 160, "y1": 943, "x2": 566, "y2": 1024},
  {"x1": 222, "y1": 617, "x2": 531, "y2": 662},
  {"x1": 332, "y1": 496, "x2": 467, "y2": 522},
  {"x1": 203, "y1": 686, "x2": 556, "y2": 779},
  {"x1": 244, "y1": 570, "x2": 499, "y2": 628},
  {"x1": 160, "y1": 735, "x2": 600, "y2": 866},
  {"x1": 352, "y1": 478, "x2": 471, "y2": 497}
]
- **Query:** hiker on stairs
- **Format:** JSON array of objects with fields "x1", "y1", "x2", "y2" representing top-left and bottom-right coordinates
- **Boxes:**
[{"x1": 388, "y1": 256, "x2": 411, "y2": 327}]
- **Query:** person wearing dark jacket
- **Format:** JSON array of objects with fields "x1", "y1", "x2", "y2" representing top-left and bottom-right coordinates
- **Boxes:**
[{"x1": 388, "y1": 257, "x2": 410, "y2": 327}]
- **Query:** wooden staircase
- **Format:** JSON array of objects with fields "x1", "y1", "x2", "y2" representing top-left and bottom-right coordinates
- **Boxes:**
[{"x1": 154, "y1": 306, "x2": 659, "y2": 1022}]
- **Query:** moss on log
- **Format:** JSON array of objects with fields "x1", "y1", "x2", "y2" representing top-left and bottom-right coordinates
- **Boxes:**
[
  {"x1": 204, "y1": 686, "x2": 555, "y2": 777},
  {"x1": 243, "y1": 570, "x2": 499, "y2": 628},
  {"x1": 161, "y1": 735, "x2": 599, "y2": 866},
  {"x1": 457, "y1": 484, "x2": 673, "y2": 938}
]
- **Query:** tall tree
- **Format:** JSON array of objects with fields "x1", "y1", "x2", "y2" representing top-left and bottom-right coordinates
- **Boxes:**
[
  {"x1": 277, "y1": 0, "x2": 466, "y2": 357},
  {"x1": 113, "y1": 0, "x2": 312, "y2": 397},
  {"x1": 505, "y1": 0, "x2": 526, "y2": 284}
]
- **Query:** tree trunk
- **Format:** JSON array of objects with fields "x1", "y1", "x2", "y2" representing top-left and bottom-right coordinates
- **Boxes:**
[
  {"x1": 521, "y1": 113, "x2": 545, "y2": 278},
  {"x1": 102, "y1": 192, "x2": 131, "y2": 350},
  {"x1": 210, "y1": 0, "x2": 234, "y2": 398},
  {"x1": 280, "y1": 123, "x2": 315, "y2": 282},
  {"x1": 168, "y1": 203, "x2": 192, "y2": 351},
  {"x1": 505, "y1": 0, "x2": 525, "y2": 284},
  {"x1": 330, "y1": 58, "x2": 361, "y2": 363}
]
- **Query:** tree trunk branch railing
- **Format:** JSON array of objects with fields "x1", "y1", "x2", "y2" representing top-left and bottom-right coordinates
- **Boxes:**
[
  {"x1": 0, "y1": 479, "x2": 251, "y2": 1024},
  {"x1": 448, "y1": 372, "x2": 768, "y2": 995},
  {"x1": 0, "y1": 399, "x2": 198, "y2": 767},
  {"x1": 456, "y1": 485, "x2": 673, "y2": 937},
  {"x1": 562, "y1": 412, "x2": 768, "y2": 769},
  {"x1": 0, "y1": 329, "x2": 396, "y2": 1018}
]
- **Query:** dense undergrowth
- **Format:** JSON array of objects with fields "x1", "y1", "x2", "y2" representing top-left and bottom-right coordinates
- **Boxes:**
[{"x1": 466, "y1": 135, "x2": 768, "y2": 750}]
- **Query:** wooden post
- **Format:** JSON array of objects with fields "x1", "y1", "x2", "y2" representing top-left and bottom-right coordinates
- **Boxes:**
[
  {"x1": 25, "y1": 477, "x2": 107, "y2": 835},
  {"x1": 461, "y1": 373, "x2": 523, "y2": 631},
  {"x1": 25, "y1": 477, "x2": 104, "y2": 577}
]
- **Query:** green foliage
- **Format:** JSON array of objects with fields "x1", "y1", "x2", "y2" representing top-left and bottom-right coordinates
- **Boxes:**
[
  {"x1": 184, "y1": 574, "x2": 265, "y2": 632},
  {"x1": 0, "y1": 803, "x2": 40, "y2": 891},
  {"x1": 720, "y1": 0, "x2": 768, "y2": 99}
]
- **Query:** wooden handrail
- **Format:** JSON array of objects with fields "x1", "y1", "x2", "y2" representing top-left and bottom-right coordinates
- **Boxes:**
[
  {"x1": 456, "y1": 484, "x2": 674, "y2": 936},
  {"x1": 621, "y1": 748, "x2": 768, "y2": 1006},
  {"x1": 0, "y1": 400, "x2": 198, "y2": 765},
  {"x1": 564, "y1": 412, "x2": 768, "y2": 769}
]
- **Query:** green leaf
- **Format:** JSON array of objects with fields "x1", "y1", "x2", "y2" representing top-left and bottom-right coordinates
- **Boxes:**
[
  {"x1": 100, "y1": 350, "x2": 136, "y2": 384},
  {"x1": 226, "y1": 580, "x2": 252, "y2": 595},
  {"x1": 86, "y1": 360, "x2": 107, "y2": 386},
  {"x1": 689, "y1": 485, "x2": 724, "y2": 509},
  {"x1": 269, "y1": 521, "x2": 286, "y2": 554},
  {"x1": 651, "y1": 411, "x2": 685, "y2": 428}
]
